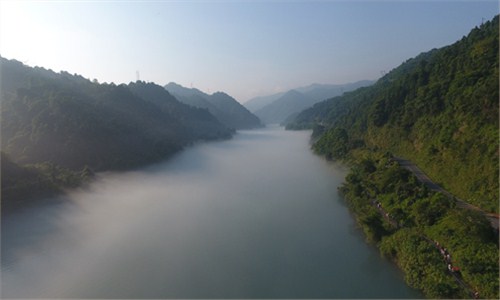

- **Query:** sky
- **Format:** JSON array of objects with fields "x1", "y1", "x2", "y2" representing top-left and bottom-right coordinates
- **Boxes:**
[{"x1": 0, "y1": 1, "x2": 498, "y2": 102}]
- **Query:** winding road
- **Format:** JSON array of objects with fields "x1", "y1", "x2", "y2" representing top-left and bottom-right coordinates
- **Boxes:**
[{"x1": 393, "y1": 157, "x2": 499, "y2": 230}]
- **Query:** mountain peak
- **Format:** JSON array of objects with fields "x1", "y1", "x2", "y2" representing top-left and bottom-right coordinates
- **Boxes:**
[
  {"x1": 165, "y1": 83, "x2": 262, "y2": 129},
  {"x1": 212, "y1": 91, "x2": 229, "y2": 97},
  {"x1": 164, "y1": 82, "x2": 207, "y2": 98}
]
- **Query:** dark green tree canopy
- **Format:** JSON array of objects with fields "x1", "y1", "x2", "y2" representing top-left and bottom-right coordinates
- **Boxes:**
[{"x1": 288, "y1": 15, "x2": 499, "y2": 212}]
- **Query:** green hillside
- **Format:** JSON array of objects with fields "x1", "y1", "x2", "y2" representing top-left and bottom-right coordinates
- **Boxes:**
[
  {"x1": 339, "y1": 152, "x2": 498, "y2": 299},
  {"x1": 1, "y1": 58, "x2": 233, "y2": 208},
  {"x1": 288, "y1": 16, "x2": 499, "y2": 213}
]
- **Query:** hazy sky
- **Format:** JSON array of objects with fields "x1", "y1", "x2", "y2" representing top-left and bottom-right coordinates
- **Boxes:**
[{"x1": 1, "y1": 1, "x2": 498, "y2": 102}]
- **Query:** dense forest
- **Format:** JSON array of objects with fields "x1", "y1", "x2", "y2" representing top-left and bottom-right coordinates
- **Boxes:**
[
  {"x1": 1, "y1": 58, "x2": 234, "y2": 209},
  {"x1": 287, "y1": 16, "x2": 499, "y2": 299},
  {"x1": 288, "y1": 16, "x2": 499, "y2": 213},
  {"x1": 340, "y1": 152, "x2": 498, "y2": 299}
]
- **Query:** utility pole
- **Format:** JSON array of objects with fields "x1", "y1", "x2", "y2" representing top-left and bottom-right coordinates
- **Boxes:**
[{"x1": 136, "y1": 71, "x2": 140, "y2": 82}]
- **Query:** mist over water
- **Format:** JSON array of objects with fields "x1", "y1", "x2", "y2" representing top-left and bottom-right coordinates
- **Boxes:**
[{"x1": 1, "y1": 127, "x2": 420, "y2": 298}]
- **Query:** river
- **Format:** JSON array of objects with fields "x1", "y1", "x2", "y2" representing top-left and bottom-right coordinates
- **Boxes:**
[{"x1": 1, "y1": 126, "x2": 420, "y2": 298}]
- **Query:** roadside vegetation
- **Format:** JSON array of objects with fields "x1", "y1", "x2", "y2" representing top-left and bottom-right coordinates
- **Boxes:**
[
  {"x1": 286, "y1": 16, "x2": 500, "y2": 299},
  {"x1": 339, "y1": 151, "x2": 498, "y2": 299}
]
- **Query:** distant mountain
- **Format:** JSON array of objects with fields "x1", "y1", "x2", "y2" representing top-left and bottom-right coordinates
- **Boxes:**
[
  {"x1": 0, "y1": 58, "x2": 233, "y2": 207},
  {"x1": 127, "y1": 82, "x2": 232, "y2": 140},
  {"x1": 254, "y1": 90, "x2": 313, "y2": 124},
  {"x1": 244, "y1": 80, "x2": 373, "y2": 113},
  {"x1": 164, "y1": 82, "x2": 262, "y2": 130},
  {"x1": 243, "y1": 92, "x2": 286, "y2": 112},
  {"x1": 296, "y1": 80, "x2": 373, "y2": 102},
  {"x1": 247, "y1": 80, "x2": 373, "y2": 124}
]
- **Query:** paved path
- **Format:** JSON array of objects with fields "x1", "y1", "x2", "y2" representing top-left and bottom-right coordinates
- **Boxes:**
[{"x1": 393, "y1": 157, "x2": 499, "y2": 230}]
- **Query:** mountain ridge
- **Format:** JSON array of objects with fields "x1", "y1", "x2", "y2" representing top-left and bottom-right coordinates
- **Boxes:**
[
  {"x1": 244, "y1": 80, "x2": 373, "y2": 113},
  {"x1": 254, "y1": 90, "x2": 313, "y2": 124},
  {"x1": 248, "y1": 80, "x2": 373, "y2": 124},
  {"x1": 164, "y1": 82, "x2": 262, "y2": 130},
  {"x1": 0, "y1": 58, "x2": 234, "y2": 208}
]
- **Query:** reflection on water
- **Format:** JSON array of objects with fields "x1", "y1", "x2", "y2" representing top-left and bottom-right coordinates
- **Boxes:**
[{"x1": 1, "y1": 127, "x2": 420, "y2": 298}]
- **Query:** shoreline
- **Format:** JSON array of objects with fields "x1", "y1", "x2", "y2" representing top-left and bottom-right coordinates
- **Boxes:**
[
  {"x1": 1, "y1": 133, "x2": 238, "y2": 214},
  {"x1": 335, "y1": 152, "x2": 498, "y2": 299}
]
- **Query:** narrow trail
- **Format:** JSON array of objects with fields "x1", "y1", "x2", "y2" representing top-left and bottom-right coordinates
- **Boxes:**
[
  {"x1": 393, "y1": 157, "x2": 499, "y2": 230},
  {"x1": 423, "y1": 236, "x2": 481, "y2": 298},
  {"x1": 370, "y1": 200, "x2": 480, "y2": 299}
]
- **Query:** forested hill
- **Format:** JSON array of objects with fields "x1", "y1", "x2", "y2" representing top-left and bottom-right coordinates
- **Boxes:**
[
  {"x1": 0, "y1": 58, "x2": 233, "y2": 207},
  {"x1": 127, "y1": 81, "x2": 232, "y2": 140},
  {"x1": 287, "y1": 16, "x2": 499, "y2": 213},
  {"x1": 164, "y1": 82, "x2": 262, "y2": 130}
]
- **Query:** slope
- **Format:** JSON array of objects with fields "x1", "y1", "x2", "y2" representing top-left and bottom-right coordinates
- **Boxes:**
[
  {"x1": 164, "y1": 82, "x2": 262, "y2": 130},
  {"x1": 244, "y1": 80, "x2": 373, "y2": 114},
  {"x1": 254, "y1": 90, "x2": 314, "y2": 124},
  {"x1": 1, "y1": 58, "x2": 233, "y2": 207},
  {"x1": 243, "y1": 92, "x2": 285, "y2": 112},
  {"x1": 127, "y1": 81, "x2": 233, "y2": 140},
  {"x1": 295, "y1": 80, "x2": 374, "y2": 101},
  {"x1": 254, "y1": 80, "x2": 373, "y2": 125},
  {"x1": 288, "y1": 16, "x2": 499, "y2": 213}
]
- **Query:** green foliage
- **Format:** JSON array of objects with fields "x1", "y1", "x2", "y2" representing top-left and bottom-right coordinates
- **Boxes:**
[
  {"x1": 289, "y1": 16, "x2": 499, "y2": 212},
  {"x1": 380, "y1": 228, "x2": 465, "y2": 299},
  {"x1": 341, "y1": 155, "x2": 498, "y2": 299},
  {"x1": 425, "y1": 210, "x2": 499, "y2": 299},
  {"x1": 410, "y1": 193, "x2": 455, "y2": 227},
  {"x1": 1, "y1": 152, "x2": 91, "y2": 210},
  {"x1": 313, "y1": 127, "x2": 349, "y2": 160},
  {"x1": 0, "y1": 58, "x2": 234, "y2": 207},
  {"x1": 291, "y1": 16, "x2": 500, "y2": 299}
]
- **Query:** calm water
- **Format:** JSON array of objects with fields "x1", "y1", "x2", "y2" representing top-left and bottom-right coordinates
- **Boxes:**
[{"x1": 1, "y1": 127, "x2": 420, "y2": 298}]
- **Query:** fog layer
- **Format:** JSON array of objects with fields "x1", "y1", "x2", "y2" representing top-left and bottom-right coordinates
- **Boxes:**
[{"x1": 1, "y1": 127, "x2": 419, "y2": 298}]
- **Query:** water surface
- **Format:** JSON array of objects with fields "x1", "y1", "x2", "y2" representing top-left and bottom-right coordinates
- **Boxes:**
[{"x1": 1, "y1": 127, "x2": 420, "y2": 298}]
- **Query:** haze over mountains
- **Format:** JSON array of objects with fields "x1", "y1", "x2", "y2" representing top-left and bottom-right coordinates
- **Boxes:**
[
  {"x1": 244, "y1": 80, "x2": 373, "y2": 124},
  {"x1": 164, "y1": 82, "x2": 262, "y2": 130},
  {"x1": 0, "y1": 58, "x2": 245, "y2": 207},
  {"x1": 1, "y1": 10, "x2": 498, "y2": 300}
]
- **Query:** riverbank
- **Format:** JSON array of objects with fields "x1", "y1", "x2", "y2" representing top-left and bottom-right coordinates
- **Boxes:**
[
  {"x1": 1, "y1": 134, "x2": 234, "y2": 213},
  {"x1": 337, "y1": 151, "x2": 498, "y2": 299},
  {"x1": 2, "y1": 127, "x2": 419, "y2": 298}
]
